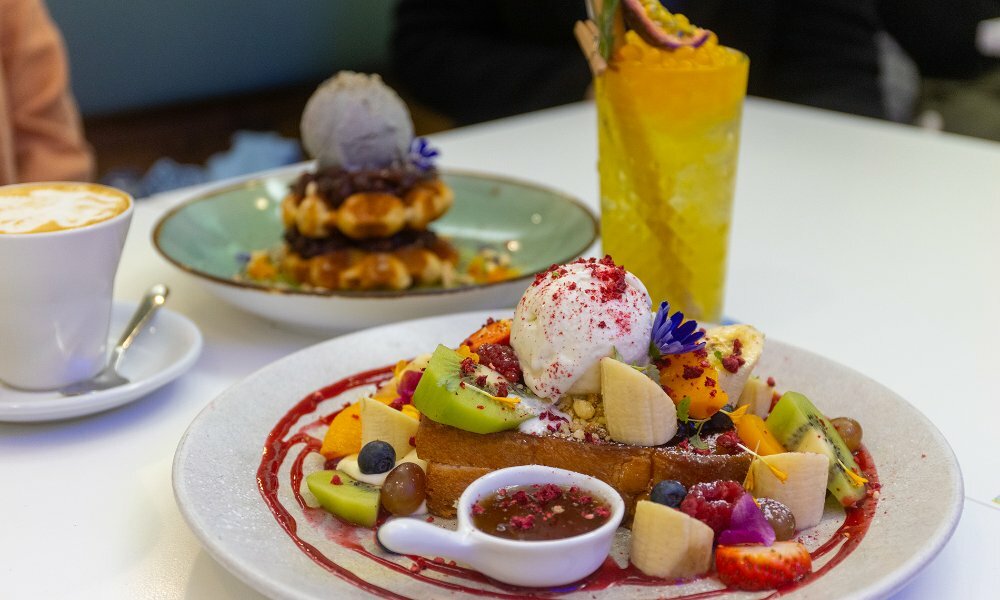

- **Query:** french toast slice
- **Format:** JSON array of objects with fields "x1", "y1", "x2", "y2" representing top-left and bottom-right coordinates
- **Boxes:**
[
  {"x1": 425, "y1": 462, "x2": 490, "y2": 518},
  {"x1": 416, "y1": 418, "x2": 752, "y2": 522}
]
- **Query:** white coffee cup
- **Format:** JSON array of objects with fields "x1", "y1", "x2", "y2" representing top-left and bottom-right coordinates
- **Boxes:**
[{"x1": 0, "y1": 182, "x2": 133, "y2": 390}]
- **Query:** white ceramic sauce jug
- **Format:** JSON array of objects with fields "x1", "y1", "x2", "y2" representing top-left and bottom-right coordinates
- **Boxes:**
[{"x1": 377, "y1": 465, "x2": 625, "y2": 587}]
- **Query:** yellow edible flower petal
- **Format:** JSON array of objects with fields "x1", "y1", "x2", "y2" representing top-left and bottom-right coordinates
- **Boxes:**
[
  {"x1": 739, "y1": 442, "x2": 789, "y2": 483},
  {"x1": 489, "y1": 394, "x2": 521, "y2": 407},
  {"x1": 456, "y1": 345, "x2": 479, "y2": 362},
  {"x1": 743, "y1": 461, "x2": 755, "y2": 492},
  {"x1": 838, "y1": 459, "x2": 869, "y2": 487},
  {"x1": 721, "y1": 404, "x2": 749, "y2": 424},
  {"x1": 465, "y1": 382, "x2": 521, "y2": 407},
  {"x1": 393, "y1": 359, "x2": 409, "y2": 378}
]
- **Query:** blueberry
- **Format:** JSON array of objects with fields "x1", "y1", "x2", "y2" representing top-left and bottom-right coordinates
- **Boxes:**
[
  {"x1": 671, "y1": 420, "x2": 695, "y2": 442},
  {"x1": 650, "y1": 480, "x2": 687, "y2": 508},
  {"x1": 358, "y1": 440, "x2": 396, "y2": 474},
  {"x1": 701, "y1": 406, "x2": 734, "y2": 433}
]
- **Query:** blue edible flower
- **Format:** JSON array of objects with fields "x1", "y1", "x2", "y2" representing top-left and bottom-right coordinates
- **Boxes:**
[
  {"x1": 408, "y1": 137, "x2": 439, "y2": 171},
  {"x1": 651, "y1": 301, "x2": 705, "y2": 355}
]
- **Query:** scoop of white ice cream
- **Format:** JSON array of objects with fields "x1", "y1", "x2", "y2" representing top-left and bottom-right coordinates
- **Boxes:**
[
  {"x1": 510, "y1": 258, "x2": 653, "y2": 401},
  {"x1": 300, "y1": 71, "x2": 414, "y2": 170}
]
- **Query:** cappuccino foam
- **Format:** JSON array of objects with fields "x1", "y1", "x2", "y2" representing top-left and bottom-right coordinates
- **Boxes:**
[{"x1": 0, "y1": 183, "x2": 131, "y2": 234}]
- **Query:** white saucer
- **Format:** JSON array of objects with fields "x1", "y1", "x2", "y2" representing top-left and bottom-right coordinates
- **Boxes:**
[{"x1": 0, "y1": 300, "x2": 202, "y2": 422}]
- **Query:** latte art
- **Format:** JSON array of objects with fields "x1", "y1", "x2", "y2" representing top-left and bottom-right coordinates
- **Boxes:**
[{"x1": 0, "y1": 183, "x2": 131, "y2": 234}]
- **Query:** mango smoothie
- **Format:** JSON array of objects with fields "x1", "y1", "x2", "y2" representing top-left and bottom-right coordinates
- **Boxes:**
[{"x1": 596, "y1": 21, "x2": 748, "y2": 322}]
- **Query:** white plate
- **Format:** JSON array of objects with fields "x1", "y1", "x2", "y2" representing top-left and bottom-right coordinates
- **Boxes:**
[
  {"x1": 173, "y1": 311, "x2": 962, "y2": 599},
  {"x1": 0, "y1": 300, "x2": 202, "y2": 422}
]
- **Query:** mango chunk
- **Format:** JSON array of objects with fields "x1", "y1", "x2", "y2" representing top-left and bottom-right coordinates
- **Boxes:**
[
  {"x1": 657, "y1": 351, "x2": 728, "y2": 419},
  {"x1": 734, "y1": 414, "x2": 785, "y2": 456},
  {"x1": 320, "y1": 402, "x2": 364, "y2": 459}
]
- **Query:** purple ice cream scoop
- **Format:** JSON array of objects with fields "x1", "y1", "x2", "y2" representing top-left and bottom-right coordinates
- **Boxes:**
[{"x1": 300, "y1": 71, "x2": 414, "y2": 171}]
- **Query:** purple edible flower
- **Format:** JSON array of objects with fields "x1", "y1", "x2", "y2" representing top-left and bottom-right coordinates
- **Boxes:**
[
  {"x1": 718, "y1": 493, "x2": 776, "y2": 546},
  {"x1": 408, "y1": 137, "x2": 439, "y2": 172},
  {"x1": 651, "y1": 301, "x2": 705, "y2": 355}
]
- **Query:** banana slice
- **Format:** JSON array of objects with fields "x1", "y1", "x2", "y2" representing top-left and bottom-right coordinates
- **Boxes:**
[
  {"x1": 705, "y1": 324, "x2": 765, "y2": 400},
  {"x1": 399, "y1": 448, "x2": 427, "y2": 472},
  {"x1": 338, "y1": 448, "x2": 428, "y2": 486},
  {"x1": 750, "y1": 451, "x2": 830, "y2": 530},
  {"x1": 737, "y1": 376, "x2": 774, "y2": 418},
  {"x1": 630, "y1": 500, "x2": 714, "y2": 578},
  {"x1": 601, "y1": 357, "x2": 677, "y2": 446},
  {"x1": 360, "y1": 396, "x2": 419, "y2": 458}
]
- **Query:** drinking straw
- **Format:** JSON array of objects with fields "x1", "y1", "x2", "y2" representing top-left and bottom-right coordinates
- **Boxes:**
[
  {"x1": 575, "y1": 0, "x2": 626, "y2": 76},
  {"x1": 573, "y1": 20, "x2": 607, "y2": 76}
]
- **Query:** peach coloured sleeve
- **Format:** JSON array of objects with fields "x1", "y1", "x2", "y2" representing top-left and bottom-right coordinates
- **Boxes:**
[{"x1": 0, "y1": 0, "x2": 94, "y2": 184}]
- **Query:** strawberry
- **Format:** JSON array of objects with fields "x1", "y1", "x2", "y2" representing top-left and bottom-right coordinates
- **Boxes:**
[{"x1": 715, "y1": 541, "x2": 812, "y2": 590}]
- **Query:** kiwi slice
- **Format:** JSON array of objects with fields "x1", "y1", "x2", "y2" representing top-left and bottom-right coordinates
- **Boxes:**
[
  {"x1": 306, "y1": 470, "x2": 380, "y2": 527},
  {"x1": 765, "y1": 392, "x2": 867, "y2": 507},
  {"x1": 412, "y1": 345, "x2": 533, "y2": 434}
]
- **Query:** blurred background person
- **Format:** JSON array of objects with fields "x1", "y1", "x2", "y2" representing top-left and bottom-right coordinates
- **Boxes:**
[
  {"x1": 391, "y1": 0, "x2": 1000, "y2": 138},
  {"x1": 392, "y1": 0, "x2": 592, "y2": 127},
  {"x1": 0, "y1": 0, "x2": 93, "y2": 184},
  {"x1": 880, "y1": 0, "x2": 1000, "y2": 139}
]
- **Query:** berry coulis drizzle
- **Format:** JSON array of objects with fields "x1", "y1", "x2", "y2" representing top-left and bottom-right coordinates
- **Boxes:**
[{"x1": 258, "y1": 366, "x2": 880, "y2": 599}]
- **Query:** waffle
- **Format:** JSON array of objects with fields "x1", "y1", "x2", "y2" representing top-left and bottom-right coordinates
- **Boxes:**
[
  {"x1": 243, "y1": 160, "x2": 463, "y2": 292},
  {"x1": 247, "y1": 232, "x2": 460, "y2": 291},
  {"x1": 281, "y1": 179, "x2": 453, "y2": 240}
]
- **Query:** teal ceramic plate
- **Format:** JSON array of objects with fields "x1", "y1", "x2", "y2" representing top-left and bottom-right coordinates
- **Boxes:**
[{"x1": 153, "y1": 168, "x2": 598, "y2": 333}]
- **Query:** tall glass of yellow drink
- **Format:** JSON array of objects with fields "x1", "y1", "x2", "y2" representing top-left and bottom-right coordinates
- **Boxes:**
[{"x1": 596, "y1": 27, "x2": 748, "y2": 322}]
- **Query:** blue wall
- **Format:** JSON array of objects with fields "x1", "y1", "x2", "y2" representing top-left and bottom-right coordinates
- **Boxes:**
[{"x1": 47, "y1": 1, "x2": 397, "y2": 116}]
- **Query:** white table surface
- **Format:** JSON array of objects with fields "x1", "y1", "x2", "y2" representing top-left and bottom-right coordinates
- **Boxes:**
[{"x1": 2, "y1": 99, "x2": 999, "y2": 598}]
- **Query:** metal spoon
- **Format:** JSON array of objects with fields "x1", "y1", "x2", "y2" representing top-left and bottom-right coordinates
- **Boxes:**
[{"x1": 59, "y1": 284, "x2": 170, "y2": 396}]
